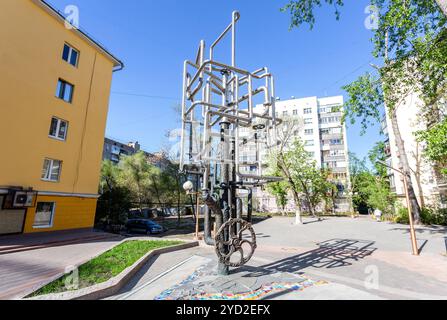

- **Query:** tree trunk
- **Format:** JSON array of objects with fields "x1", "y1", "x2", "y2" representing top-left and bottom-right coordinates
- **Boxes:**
[
  {"x1": 413, "y1": 142, "x2": 426, "y2": 209},
  {"x1": 389, "y1": 110, "x2": 422, "y2": 224},
  {"x1": 435, "y1": 0, "x2": 447, "y2": 16},
  {"x1": 292, "y1": 190, "x2": 303, "y2": 224}
]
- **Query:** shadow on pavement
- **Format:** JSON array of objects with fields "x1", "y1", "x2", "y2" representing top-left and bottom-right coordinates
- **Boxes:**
[
  {"x1": 240, "y1": 239, "x2": 377, "y2": 277},
  {"x1": 303, "y1": 218, "x2": 325, "y2": 225},
  {"x1": 390, "y1": 225, "x2": 447, "y2": 236}
]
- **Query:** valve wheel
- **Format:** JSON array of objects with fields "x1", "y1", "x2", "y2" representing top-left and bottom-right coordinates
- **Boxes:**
[{"x1": 214, "y1": 218, "x2": 257, "y2": 268}]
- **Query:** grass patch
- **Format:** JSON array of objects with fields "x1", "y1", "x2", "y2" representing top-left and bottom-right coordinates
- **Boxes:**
[{"x1": 30, "y1": 240, "x2": 183, "y2": 297}]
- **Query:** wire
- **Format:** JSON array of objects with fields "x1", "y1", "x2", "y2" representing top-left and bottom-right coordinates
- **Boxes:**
[
  {"x1": 111, "y1": 91, "x2": 180, "y2": 101},
  {"x1": 322, "y1": 58, "x2": 376, "y2": 93}
]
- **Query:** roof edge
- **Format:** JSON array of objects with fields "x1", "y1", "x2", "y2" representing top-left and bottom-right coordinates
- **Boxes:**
[{"x1": 33, "y1": 0, "x2": 124, "y2": 70}]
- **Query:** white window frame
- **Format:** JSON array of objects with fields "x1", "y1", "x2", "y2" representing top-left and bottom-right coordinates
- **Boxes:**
[
  {"x1": 305, "y1": 129, "x2": 314, "y2": 135},
  {"x1": 49, "y1": 117, "x2": 69, "y2": 141},
  {"x1": 41, "y1": 159, "x2": 62, "y2": 182},
  {"x1": 305, "y1": 140, "x2": 315, "y2": 146},
  {"x1": 304, "y1": 118, "x2": 313, "y2": 125},
  {"x1": 33, "y1": 202, "x2": 56, "y2": 229},
  {"x1": 62, "y1": 43, "x2": 79, "y2": 67}
]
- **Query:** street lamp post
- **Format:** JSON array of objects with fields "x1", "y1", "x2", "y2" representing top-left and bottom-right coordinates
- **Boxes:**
[
  {"x1": 183, "y1": 181, "x2": 201, "y2": 240},
  {"x1": 377, "y1": 161, "x2": 419, "y2": 256}
]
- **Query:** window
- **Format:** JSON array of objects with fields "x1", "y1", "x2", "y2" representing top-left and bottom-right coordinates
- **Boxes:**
[
  {"x1": 293, "y1": 110, "x2": 298, "y2": 116},
  {"x1": 41, "y1": 159, "x2": 62, "y2": 182},
  {"x1": 283, "y1": 111, "x2": 288, "y2": 116},
  {"x1": 305, "y1": 129, "x2": 314, "y2": 135},
  {"x1": 330, "y1": 139, "x2": 343, "y2": 145},
  {"x1": 330, "y1": 150, "x2": 345, "y2": 157},
  {"x1": 34, "y1": 202, "x2": 55, "y2": 228},
  {"x1": 56, "y1": 79, "x2": 74, "y2": 103},
  {"x1": 319, "y1": 106, "x2": 333, "y2": 113},
  {"x1": 62, "y1": 43, "x2": 79, "y2": 67},
  {"x1": 305, "y1": 140, "x2": 315, "y2": 146},
  {"x1": 49, "y1": 117, "x2": 68, "y2": 141},
  {"x1": 304, "y1": 118, "x2": 313, "y2": 125},
  {"x1": 304, "y1": 108, "x2": 312, "y2": 114}
]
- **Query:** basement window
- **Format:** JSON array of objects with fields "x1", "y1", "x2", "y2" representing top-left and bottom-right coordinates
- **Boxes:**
[
  {"x1": 33, "y1": 202, "x2": 55, "y2": 228},
  {"x1": 49, "y1": 117, "x2": 68, "y2": 141},
  {"x1": 56, "y1": 79, "x2": 74, "y2": 103},
  {"x1": 62, "y1": 43, "x2": 79, "y2": 67}
]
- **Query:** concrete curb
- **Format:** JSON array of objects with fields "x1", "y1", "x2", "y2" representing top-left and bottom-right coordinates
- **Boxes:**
[
  {"x1": 0, "y1": 234, "x2": 122, "y2": 255},
  {"x1": 25, "y1": 239, "x2": 199, "y2": 300}
]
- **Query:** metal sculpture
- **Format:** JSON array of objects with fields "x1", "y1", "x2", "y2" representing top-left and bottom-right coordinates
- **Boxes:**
[{"x1": 180, "y1": 11, "x2": 282, "y2": 275}]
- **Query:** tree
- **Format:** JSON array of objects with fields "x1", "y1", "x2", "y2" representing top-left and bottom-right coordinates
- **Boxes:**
[
  {"x1": 118, "y1": 152, "x2": 154, "y2": 214},
  {"x1": 266, "y1": 168, "x2": 290, "y2": 215},
  {"x1": 349, "y1": 151, "x2": 396, "y2": 215},
  {"x1": 96, "y1": 160, "x2": 132, "y2": 226},
  {"x1": 267, "y1": 116, "x2": 305, "y2": 223},
  {"x1": 281, "y1": 0, "x2": 447, "y2": 224},
  {"x1": 416, "y1": 118, "x2": 447, "y2": 175},
  {"x1": 269, "y1": 138, "x2": 333, "y2": 223},
  {"x1": 368, "y1": 141, "x2": 388, "y2": 178}
]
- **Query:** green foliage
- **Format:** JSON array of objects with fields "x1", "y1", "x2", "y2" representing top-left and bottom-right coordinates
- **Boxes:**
[
  {"x1": 118, "y1": 152, "x2": 155, "y2": 210},
  {"x1": 420, "y1": 207, "x2": 447, "y2": 225},
  {"x1": 368, "y1": 141, "x2": 388, "y2": 178},
  {"x1": 395, "y1": 207, "x2": 411, "y2": 224},
  {"x1": 416, "y1": 118, "x2": 447, "y2": 175},
  {"x1": 30, "y1": 240, "x2": 183, "y2": 296},
  {"x1": 97, "y1": 153, "x2": 190, "y2": 226},
  {"x1": 268, "y1": 139, "x2": 334, "y2": 215},
  {"x1": 266, "y1": 168, "x2": 289, "y2": 213},
  {"x1": 341, "y1": 72, "x2": 385, "y2": 133},
  {"x1": 97, "y1": 160, "x2": 132, "y2": 225},
  {"x1": 395, "y1": 206, "x2": 447, "y2": 225},
  {"x1": 281, "y1": 0, "x2": 344, "y2": 29},
  {"x1": 349, "y1": 151, "x2": 395, "y2": 214},
  {"x1": 283, "y1": 0, "x2": 447, "y2": 168}
]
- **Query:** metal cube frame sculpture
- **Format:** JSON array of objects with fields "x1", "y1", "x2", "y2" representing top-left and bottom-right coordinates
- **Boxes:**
[{"x1": 180, "y1": 11, "x2": 282, "y2": 275}]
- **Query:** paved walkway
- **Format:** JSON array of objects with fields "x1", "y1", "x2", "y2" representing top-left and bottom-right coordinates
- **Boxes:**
[
  {"x1": 2, "y1": 217, "x2": 446, "y2": 300},
  {"x1": 108, "y1": 217, "x2": 447, "y2": 300},
  {"x1": 0, "y1": 234, "x2": 122, "y2": 300}
]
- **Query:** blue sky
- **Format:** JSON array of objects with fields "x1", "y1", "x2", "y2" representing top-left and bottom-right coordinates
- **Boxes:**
[{"x1": 48, "y1": 0, "x2": 383, "y2": 160}]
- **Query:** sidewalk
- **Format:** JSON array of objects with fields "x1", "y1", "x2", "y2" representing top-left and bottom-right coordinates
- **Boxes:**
[
  {"x1": 0, "y1": 229, "x2": 120, "y2": 255},
  {"x1": 0, "y1": 231, "x2": 123, "y2": 300}
]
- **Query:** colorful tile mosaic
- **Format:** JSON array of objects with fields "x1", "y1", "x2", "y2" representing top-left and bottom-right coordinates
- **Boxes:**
[
  {"x1": 154, "y1": 266, "x2": 327, "y2": 301},
  {"x1": 190, "y1": 280, "x2": 328, "y2": 300}
]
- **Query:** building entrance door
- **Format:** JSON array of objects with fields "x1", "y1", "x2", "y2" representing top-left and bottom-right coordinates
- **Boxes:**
[{"x1": 0, "y1": 196, "x2": 26, "y2": 235}]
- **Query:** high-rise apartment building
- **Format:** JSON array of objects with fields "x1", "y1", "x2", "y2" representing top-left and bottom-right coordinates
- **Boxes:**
[
  {"x1": 382, "y1": 92, "x2": 447, "y2": 209},
  {"x1": 240, "y1": 96, "x2": 351, "y2": 213}
]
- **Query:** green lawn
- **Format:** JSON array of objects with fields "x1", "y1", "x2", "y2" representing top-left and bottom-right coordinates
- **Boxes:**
[{"x1": 30, "y1": 240, "x2": 183, "y2": 297}]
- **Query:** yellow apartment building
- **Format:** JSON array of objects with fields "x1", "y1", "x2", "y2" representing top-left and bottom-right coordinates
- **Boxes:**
[{"x1": 0, "y1": 0, "x2": 123, "y2": 235}]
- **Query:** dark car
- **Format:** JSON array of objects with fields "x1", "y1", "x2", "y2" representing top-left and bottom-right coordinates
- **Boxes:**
[{"x1": 126, "y1": 219, "x2": 164, "y2": 235}]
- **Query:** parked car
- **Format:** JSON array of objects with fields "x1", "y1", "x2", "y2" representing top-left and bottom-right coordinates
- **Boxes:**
[{"x1": 126, "y1": 219, "x2": 165, "y2": 235}]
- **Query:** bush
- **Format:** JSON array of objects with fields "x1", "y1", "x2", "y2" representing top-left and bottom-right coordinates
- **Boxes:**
[
  {"x1": 394, "y1": 207, "x2": 447, "y2": 226},
  {"x1": 394, "y1": 207, "x2": 410, "y2": 224},
  {"x1": 420, "y1": 207, "x2": 447, "y2": 226}
]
